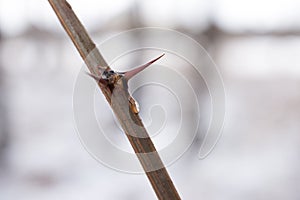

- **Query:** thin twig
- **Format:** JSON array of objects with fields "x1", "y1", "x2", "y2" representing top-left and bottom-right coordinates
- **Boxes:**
[{"x1": 48, "y1": 0, "x2": 181, "y2": 199}]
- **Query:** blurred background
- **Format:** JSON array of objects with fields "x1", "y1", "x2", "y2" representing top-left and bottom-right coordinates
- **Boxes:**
[{"x1": 1, "y1": 0, "x2": 300, "y2": 199}]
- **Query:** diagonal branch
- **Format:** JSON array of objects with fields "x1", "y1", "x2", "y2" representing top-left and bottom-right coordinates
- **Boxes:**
[{"x1": 48, "y1": 0, "x2": 181, "y2": 199}]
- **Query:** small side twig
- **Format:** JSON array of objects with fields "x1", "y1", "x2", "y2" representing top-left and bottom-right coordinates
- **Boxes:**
[{"x1": 48, "y1": 0, "x2": 181, "y2": 199}]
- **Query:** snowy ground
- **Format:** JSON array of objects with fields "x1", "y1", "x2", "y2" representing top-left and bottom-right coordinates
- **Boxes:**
[{"x1": 0, "y1": 32, "x2": 300, "y2": 199}]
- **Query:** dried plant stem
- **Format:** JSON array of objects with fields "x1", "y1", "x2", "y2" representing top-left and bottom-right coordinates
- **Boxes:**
[{"x1": 48, "y1": 0, "x2": 181, "y2": 199}]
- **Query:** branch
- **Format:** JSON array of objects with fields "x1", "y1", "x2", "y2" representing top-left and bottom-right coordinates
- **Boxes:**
[{"x1": 48, "y1": 0, "x2": 181, "y2": 199}]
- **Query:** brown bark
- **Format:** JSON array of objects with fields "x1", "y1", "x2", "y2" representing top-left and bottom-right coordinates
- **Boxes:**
[{"x1": 48, "y1": 1, "x2": 181, "y2": 199}]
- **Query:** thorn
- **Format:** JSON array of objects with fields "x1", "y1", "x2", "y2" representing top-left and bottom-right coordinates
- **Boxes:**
[
  {"x1": 85, "y1": 72, "x2": 107, "y2": 85},
  {"x1": 124, "y1": 53, "x2": 165, "y2": 81},
  {"x1": 85, "y1": 72, "x2": 100, "y2": 80}
]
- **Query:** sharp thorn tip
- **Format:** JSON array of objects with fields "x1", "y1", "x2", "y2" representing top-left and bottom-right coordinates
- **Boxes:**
[{"x1": 124, "y1": 54, "x2": 165, "y2": 81}]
